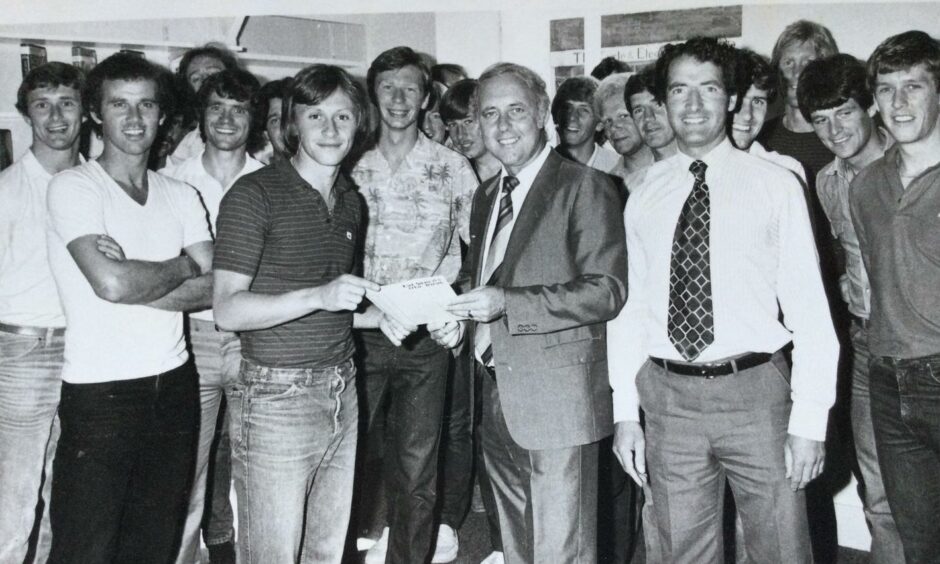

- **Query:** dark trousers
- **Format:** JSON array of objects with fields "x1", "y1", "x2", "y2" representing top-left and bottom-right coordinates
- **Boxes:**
[
  {"x1": 49, "y1": 362, "x2": 198, "y2": 564},
  {"x1": 870, "y1": 353, "x2": 940, "y2": 564},
  {"x1": 480, "y1": 366, "x2": 598, "y2": 563},
  {"x1": 357, "y1": 330, "x2": 449, "y2": 564},
  {"x1": 439, "y1": 355, "x2": 473, "y2": 529}
]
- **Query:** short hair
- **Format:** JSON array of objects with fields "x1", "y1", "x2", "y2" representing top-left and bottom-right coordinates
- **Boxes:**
[
  {"x1": 84, "y1": 52, "x2": 176, "y2": 120},
  {"x1": 624, "y1": 68, "x2": 656, "y2": 113},
  {"x1": 479, "y1": 62, "x2": 550, "y2": 117},
  {"x1": 551, "y1": 76, "x2": 600, "y2": 124},
  {"x1": 867, "y1": 30, "x2": 940, "y2": 93},
  {"x1": 771, "y1": 20, "x2": 839, "y2": 72},
  {"x1": 196, "y1": 68, "x2": 263, "y2": 151},
  {"x1": 16, "y1": 62, "x2": 85, "y2": 116},
  {"x1": 431, "y1": 63, "x2": 468, "y2": 88},
  {"x1": 255, "y1": 77, "x2": 292, "y2": 122},
  {"x1": 366, "y1": 46, "x2": 432, "y2": 106},
  {"x1": 282, "y1": 64, "x2": 372, "y2": 161},
  {"x1": 591, "y1": 56, "x2": 633, "y2": 81},
  {"x1": 654, "y1": 37, "x2": 738, "y2": 103},
  {"x1": 798, "y1": 54, "x2": 872, "y2": 122},
  {"x1": 178, "y1": 44, "x2": 239, "y2": 83},
  {"x1": 593, "y1": 72, "x2": 630, "y2": 116},
  {"x1": 732, "y1": 49, "x2": 778, "y2": 113},
  {"x1": 440, "y1": 79, "x2": 479, "y2": 122}
]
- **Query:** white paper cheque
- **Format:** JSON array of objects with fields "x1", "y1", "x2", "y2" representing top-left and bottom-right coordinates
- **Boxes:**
[{"x1": 366, "y1": 276, "x2": 465, "y2": 326}]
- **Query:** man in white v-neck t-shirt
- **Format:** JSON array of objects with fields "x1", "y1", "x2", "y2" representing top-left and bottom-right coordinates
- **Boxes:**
[{"x1": 45, "y1": 53, "x2": 212, "y2": 564}]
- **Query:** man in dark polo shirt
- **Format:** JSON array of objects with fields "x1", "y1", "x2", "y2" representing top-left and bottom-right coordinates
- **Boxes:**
[
  {"x1": 213, "y1": 65, "x2": 381, "y2": 564},
  {"x1": 849, "y1": 31, "x2": 940, "y2": 564}
]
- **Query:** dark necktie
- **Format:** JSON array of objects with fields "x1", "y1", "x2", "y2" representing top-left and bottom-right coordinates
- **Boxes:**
[
  {"x1": 668, "y1": 160, "x2": 714, "y2": 361},
  {"x1": 478, "y1": 175, "x2": 518, "y2": 366}
]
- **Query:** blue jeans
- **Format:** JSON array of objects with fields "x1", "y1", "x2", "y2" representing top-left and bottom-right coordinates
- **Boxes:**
[
  {"x1": 229, "y1": 357, "x2": 358, "y2": 564},
  {"x1": 357, "y1": 330, "x2": 449, "y2": 564},
  {"x1": 870, "y1": 353, "x2": 940, "y2": 564},
  {"x1": 49, "y1": 362, "x2": 198, "y2": 564},
  {"x1": 175, "y1": 319, "x2": 241, "y2": 564},
  {"x1": 849, "y1": 323, "x2": 903, "y2": 563},
  {"x1": 0, "y1": 330, "x2": 63, "y2": 563}
]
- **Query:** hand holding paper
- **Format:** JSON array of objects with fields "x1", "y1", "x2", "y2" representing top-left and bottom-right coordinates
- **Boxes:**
[{"x1": 366, "y1": 276, "x2": 466, "y2": 326}]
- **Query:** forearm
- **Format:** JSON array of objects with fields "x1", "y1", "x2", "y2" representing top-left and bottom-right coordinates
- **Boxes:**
[
  {"x1": 503, "y1": 274, "x2": 625, "y2": 335},
  {"x1": 103, "y1": 256, "x2": 196, "y2": 304},
  {"x1": 214, "y1": 286, "x2": 323, "y2": 331},
  {"x1": 148, "y1": 274, "x2": 212, "y2": 312}
]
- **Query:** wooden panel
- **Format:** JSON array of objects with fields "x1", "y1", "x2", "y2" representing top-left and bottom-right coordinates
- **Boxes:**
[{"x1": 601, "y1": 6, "x2": 742, "y2": 47}]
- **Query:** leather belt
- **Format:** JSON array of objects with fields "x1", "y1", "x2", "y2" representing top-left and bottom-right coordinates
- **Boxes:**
[
  {"x1": 480, "y1": 363, "x2": 496, "y2": 380},
  {"x1": 0, "y1": 322, "x2": 65, "y2": 339},
  {"x1": 650, "y1": 352, "x2": 773, "y2": 379}
]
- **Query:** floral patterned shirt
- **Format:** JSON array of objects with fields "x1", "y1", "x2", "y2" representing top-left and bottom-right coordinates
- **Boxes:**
[{"x1": 351, "y1": 134, "x2": 478, "y2": 285}]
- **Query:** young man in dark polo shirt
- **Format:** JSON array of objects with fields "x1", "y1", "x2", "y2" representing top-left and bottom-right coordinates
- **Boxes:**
[
  {"x1": 849, "y1": 31, "x2": 940, "y2": 564},
  {"x1": 213, "y1": 65, "x2": 383, "y2": 564}
]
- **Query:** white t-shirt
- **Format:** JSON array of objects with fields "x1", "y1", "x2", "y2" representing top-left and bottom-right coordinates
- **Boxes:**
[
  {"x1": 46, "y1": 160, "x2": 212, "y2": 384},
  {"x1": 160, "y1": 151, "x2": 264, "y2": 322}
]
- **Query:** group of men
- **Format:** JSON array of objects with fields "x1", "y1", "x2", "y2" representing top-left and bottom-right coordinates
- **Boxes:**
[{"x1": 0, "y1": 15, "x2": 938, "y2": 564}]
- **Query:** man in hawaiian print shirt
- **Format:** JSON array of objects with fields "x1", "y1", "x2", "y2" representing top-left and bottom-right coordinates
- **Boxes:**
[{"x1": 351, "y1": 46, "x2": 478, "y2": 564}]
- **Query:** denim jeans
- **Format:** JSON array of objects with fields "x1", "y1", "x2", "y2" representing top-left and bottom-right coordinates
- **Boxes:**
[
  {"x1": 48, "y1": 362, "x2": 198, "y2": 564},
  {"x1": 0, "y1": 330, "x2": 63, "y2": 563},
  {"x1": 229, "y1": 357, "x2": 358, "y2": 564},
  {"x1": 439, "y1": 354, "x2": 473, "y2": 529},
  {"x1": 870, "y1": 353, "x2": 940, "y2": 564},
  {"x1": 357, "y1": 330, "x2": 449, "y2": 564},
  {"x1": 848, "y1": 323, "x2": 903, "y2": 564},
  {"x1": 175, "y1": 319, "x2": 241, "y2": 564}
]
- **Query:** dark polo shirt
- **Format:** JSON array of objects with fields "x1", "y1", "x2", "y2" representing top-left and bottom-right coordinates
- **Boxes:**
[
  {"x1": 214, "y1": 158, "x2": 362, "y2": 368},
  {"x1": 850, "y1": 144, "x2": 940, "y2": 358}
]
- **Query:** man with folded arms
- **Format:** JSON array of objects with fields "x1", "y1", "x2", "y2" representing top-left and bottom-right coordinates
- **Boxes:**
[{"x1": 608, "y1": 37, "x2": 838, "y2": 563}]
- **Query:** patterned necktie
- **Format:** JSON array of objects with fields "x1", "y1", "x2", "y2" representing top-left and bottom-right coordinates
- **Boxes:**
[
  {"x1": 668, "y1": 160, "x2": 714, "y2": 361},
  {"x1": 478, "y1": 175, "x2": 518, "y2": 366}
]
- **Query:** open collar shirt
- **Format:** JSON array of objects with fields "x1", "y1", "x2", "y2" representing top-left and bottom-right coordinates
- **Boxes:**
[{"x1": 607, "y1": 137, "x2": 839, "y2": 441}]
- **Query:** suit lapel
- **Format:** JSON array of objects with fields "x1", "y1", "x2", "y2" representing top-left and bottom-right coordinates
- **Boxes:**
[
  {"x1": 471, "y1": 174, "x2": 502, "y2": 288},
  {"x1": 498, "y1": 151, "x2": 564, "y2": 282}
]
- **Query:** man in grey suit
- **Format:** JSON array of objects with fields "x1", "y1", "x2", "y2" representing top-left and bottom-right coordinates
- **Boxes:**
[{"x1": 431, "y1": 62, "x2": 627, "y2": 563}]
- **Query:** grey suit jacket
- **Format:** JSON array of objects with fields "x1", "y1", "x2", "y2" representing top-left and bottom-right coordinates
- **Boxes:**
[{"x1": 467, "y1": 149, "x2": 627, "y2": 450}]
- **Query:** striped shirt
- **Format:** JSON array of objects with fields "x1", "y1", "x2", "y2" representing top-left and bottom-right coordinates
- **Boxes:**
[{"x1": 214, "y1": 158, "x2": 361, "y2": 368}]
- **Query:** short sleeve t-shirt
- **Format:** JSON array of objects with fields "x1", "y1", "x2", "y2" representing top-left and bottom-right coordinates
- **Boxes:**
[
  {"x1": 46, "y1": 161, "x2": 212, "y2": 384},
  {"x1": 213, "y1": 159, "x2": 362, "y2": 369}
]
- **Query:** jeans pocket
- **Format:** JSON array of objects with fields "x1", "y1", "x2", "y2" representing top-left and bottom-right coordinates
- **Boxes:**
[
  {"x1": 246, "y1": 381, "x2": 303, "y2": 403},
  {"x1": 925, "y1": 362, "x2": 940, "y2": 386},
  {"x1": 0, "y1": 333, "x2": 42, "y2": 364}
]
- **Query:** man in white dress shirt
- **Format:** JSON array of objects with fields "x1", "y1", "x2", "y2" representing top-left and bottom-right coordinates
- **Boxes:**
[{"x1": 607, "y1": 37, "x2": 839, "y2": 563}]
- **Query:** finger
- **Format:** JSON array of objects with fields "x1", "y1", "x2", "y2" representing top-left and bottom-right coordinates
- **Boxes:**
[
  {"x1": 635, "y1": 440, "x2": 647, "y2": 478},
  {"x1": 784, "y1": 444, "x2": 793, "y2": 479},
  {"x1": 341, "y1": 275, "x2": 381, "y2": 291},
  {"x1": 790, "y1": 458, "x2": 807, "y2": 490}
]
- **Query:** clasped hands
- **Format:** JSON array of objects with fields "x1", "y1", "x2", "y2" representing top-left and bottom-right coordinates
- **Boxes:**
[{"x1": 428, "y1": 286, "x2": 506, "y2": 349}]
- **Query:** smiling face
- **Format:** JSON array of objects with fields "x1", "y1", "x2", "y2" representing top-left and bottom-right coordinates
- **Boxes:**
[
  {"x1": 186, "y1": 55, "x2": 225, "y2": 93},
  {"x1": 874, "y1": 64, "x2": 940, "y2": 146},
  {"x1": 778, "y1": 40, "x2": 819, "y2": 109},
  {"x1": 665, "y1": 55, "x2": 736, "y2": 158},
  {"x1": 374, "y1": 65, "x2": 428, "y2": 133},
  {"x1": 629, "y1": 90, "x2": 675, "y2": 150},
  {"x1": 810, "y1": 98, "x2": 875, "y2": 160},
  {"x1": 24, "y1": 84, "x2": 83, "y2": 152},
  {"x1": 94, "y1": 78, "x2": 163, "y2": 158},
  {"x1": 731, "y1": 85, "x2": 770, "y2": 150},
  {"x1": 600, "y1": 94, "x2": 644, "y2": 156},
  {"x1": 557, "y1": 99, "x2": 601, "y2": 151},
  {"x1": 203, "y1": 92, "x2": 251, "y2": 152},
  {"x1": 478, "y1": 73, "x2": 547, "y2": 175},
  {"x1": 291, "y1": 89, "x2": 359, "y2": 168}
]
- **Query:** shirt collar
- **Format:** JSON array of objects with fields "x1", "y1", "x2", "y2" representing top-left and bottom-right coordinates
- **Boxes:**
[
  {"x1": 673, "y1": 136, "x2": 734, "y2": 176},
  {"x1": 23, "y1": 148, "x2": 85, "y2": 180},
  {"x1": 825, "y1": 127, "x2": 894, "y2": 180}
]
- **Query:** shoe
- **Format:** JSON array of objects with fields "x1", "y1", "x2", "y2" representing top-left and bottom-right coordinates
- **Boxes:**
[
  {"x1": 480, "y1": 551, "x2": 504, "y2": 564},
  {"x1": 431, "y1": 524, "x2": 459, "y2": 563},
  {"x1": 206, "y1": 540, "x2": 236, "y2": 564},
  {"x1": 364, "y1": 527, "x2": 389, "y2": 564}
]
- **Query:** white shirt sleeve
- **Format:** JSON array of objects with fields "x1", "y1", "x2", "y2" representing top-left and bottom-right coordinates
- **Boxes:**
[{"x1": 47, "y1": 170, "x2": 106, "y2": 246}]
